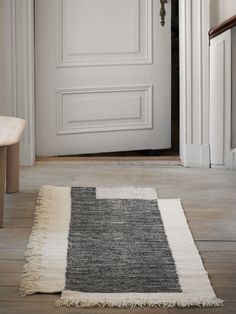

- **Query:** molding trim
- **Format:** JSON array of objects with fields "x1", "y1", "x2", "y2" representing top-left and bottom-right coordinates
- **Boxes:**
[
  {"x1": 56, "y1": 85, "x2": 153, "y2": 135},
  {"x1": 210, "y1": 30, "x2": 236, "y2": 169},
  {"x1": 10, "y1": 0, "x2": 35, "y2": 166},
  {"x1": 179, "y1": 0, "x2": 211, "y2": 167},
  {"x1": 57, "y1": 0, "x2": 153, "y2": 67}
]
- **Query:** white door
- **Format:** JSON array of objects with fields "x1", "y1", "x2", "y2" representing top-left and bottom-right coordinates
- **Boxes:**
[{"x1": 35, "y1": 0, "x2": 171, "y2": 156}]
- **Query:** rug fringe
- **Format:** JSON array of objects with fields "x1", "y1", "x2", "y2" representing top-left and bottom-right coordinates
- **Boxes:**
[
  {"x1": 19, "y1": 185, "x2": 71, "y2": 296},
  {"x1": 19, "y1": 189, "x2": 49, "y2": 296},
  {"x1": 55, "y1": 296, "x2": 224, "y2": 308}
]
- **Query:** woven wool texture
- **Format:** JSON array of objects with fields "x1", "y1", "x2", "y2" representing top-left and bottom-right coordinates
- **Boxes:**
[
  {"x1": 66, "y1": 187, "x2": 181, "y2": 293},
  {"x1": 20, "y1": 186, "x2": 224, "y2": 308}
]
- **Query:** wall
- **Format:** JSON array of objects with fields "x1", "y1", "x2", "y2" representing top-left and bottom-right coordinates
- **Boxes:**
[
  {"x1": 211, "y1": 0, "x2": 236, "y2": 27},
  {"x1": 0, "y1": 1, "x2": 4, "y2": 115},
  {"x1": 0, "y1": 0, "x2": 14, "y2": 117},
  {"x1": 232, "y1": 26, "x2": 236, "y2": 149}
]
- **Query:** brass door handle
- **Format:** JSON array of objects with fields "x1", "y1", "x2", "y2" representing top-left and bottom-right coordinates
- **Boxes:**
[{"x1": 160, "y1": 0, "x2": 168, "y2": 26}]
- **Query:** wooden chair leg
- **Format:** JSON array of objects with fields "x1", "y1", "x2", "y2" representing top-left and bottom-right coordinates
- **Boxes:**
[
  {"x1": 0, "y1": 146, "x2": 7, "y2": 228},
  {"x1": 6, "y1": 142, "x2": 20, "y2": 194}
]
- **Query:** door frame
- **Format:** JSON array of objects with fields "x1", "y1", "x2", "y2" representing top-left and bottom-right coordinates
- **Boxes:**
[{"x1": 6, "y1": 0, "x2": 210, "y2": 167}]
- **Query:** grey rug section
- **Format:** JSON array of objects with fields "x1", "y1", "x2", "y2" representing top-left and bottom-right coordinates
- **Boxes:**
[{"x1": 65, "y1": 187, "x2": 182, "y2": 293}]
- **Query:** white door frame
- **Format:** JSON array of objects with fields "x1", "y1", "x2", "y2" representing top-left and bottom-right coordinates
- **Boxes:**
[{"x1": 6, "y1": 0, "x2": 210, "y2": 167}]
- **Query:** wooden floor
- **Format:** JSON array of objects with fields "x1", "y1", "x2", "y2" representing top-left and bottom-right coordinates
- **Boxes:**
[{"x1": 0, "y1": 163, "x2": 236, "y2": 314}]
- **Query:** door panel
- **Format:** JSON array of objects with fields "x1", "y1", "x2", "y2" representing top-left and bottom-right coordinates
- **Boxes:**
[
  {"x1": 60, "y1": 0, "x2": 152, "y2": 66},
  {"x1": 35, "y1": 0, "x2": 171, "y2": 156},
  {"x1": 57, "y1": 86, "x2": 152, "y2": 134}
]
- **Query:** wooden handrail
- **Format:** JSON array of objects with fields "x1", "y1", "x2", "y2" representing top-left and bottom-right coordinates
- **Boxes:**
[{"x1": 209, "y1": 15, "x2": 236, "y2": 40}]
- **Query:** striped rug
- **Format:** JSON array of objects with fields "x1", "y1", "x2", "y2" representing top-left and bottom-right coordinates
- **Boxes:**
[{"x1": 20, "y1": 185, "x2": 223, "y2": 308}]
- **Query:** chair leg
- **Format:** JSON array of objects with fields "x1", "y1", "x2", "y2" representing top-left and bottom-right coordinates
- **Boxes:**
[
  {"x1": 6, "y1": 142, "x2": 20, "y2": 194},
  {"x1": 0, "y1": 146, "x2": 7, "y2": 228}
]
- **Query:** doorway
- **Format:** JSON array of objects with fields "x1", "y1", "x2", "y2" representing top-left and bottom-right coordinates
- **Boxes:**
[
  {"x1": 35, "y1": 0, "x2": 178, "y2": 159},
  {"x1": 55, "y1": 0, "x2": 180, "y2": 159}
]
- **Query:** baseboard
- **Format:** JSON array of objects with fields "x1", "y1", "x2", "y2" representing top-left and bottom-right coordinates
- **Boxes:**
[
  {"x1": 181, "y1": 144, "x2": 210, "y2": 168},
  {"x1": 20, "y1": 144, "x2": 35, "y2": 166}
]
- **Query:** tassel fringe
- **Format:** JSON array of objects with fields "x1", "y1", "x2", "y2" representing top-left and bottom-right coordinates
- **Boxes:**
[
  {"x1": 19, "y1": 185, "x2": 71, "y2": 296},
  {"x1": 55, "y1": 296, "x2": 224, "y2": 308}
]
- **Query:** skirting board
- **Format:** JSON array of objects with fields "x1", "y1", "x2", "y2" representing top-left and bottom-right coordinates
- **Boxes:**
[
  {"x1": 182, "y1": 144, "x2": 210, "y2": 168},
  {"x1": 20, "y1": 144, "x2": 35, "y2": 166}
]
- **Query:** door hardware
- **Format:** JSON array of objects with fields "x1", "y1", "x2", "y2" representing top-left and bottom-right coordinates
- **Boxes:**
[{"x1": 160, "y1": 0, "x2": 167, "y2": 26}]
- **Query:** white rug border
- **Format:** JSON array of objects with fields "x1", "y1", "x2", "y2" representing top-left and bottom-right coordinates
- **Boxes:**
[
  {"x1": 56, "y1": 192, "x2": 223, "y2": 308},
  {"x1": 158, "y1": 199, "x2": 215, "y2": 296},
  {"x1": 96, "y1": 187, "x2": 158, "y2": 200},
  {"x1": 19, "y1": 185, "x2": 71, "y2": 296}
]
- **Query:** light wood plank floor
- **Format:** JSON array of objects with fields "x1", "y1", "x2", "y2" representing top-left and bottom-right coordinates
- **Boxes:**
[{"x1": 0, "y1": 163, "x2": 236, "y2": 314}]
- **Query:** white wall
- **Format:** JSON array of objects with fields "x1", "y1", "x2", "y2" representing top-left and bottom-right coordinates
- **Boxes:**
[
  {"x1": 0, "y1": 1, "x2": 4, "y2": 115},
  {"x1": 0, "y1": 0, "x2": 14, "y2": 117},
  {"x1": 232, "y1": 27, "x2": 236, "y2": 149},
  {"x1": 211, "y1": 0, "x2": 236, "y2": 27}
]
